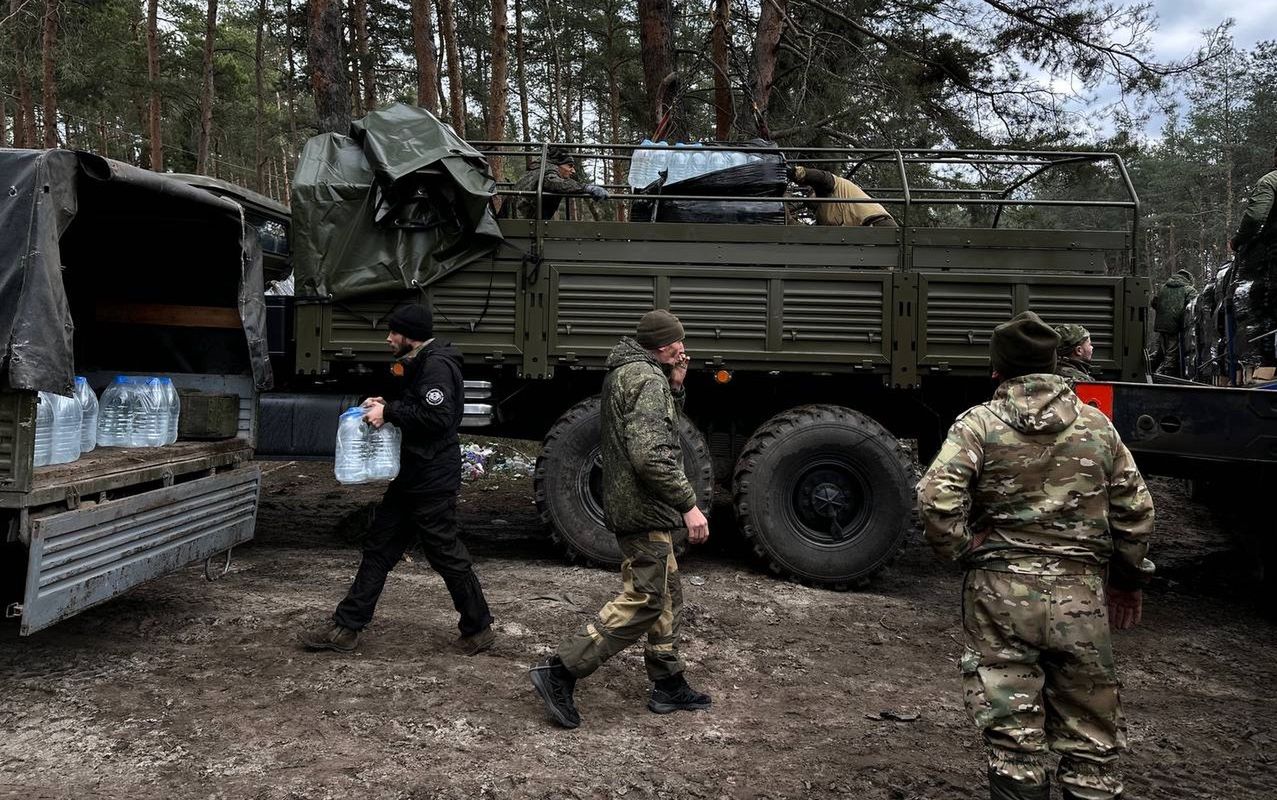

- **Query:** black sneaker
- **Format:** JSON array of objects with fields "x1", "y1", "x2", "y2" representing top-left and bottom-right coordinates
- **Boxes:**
[
  {"x1": 648, "y1": 677, "x2": 712, "y2": 714},
  {"x1": 529, "y1": 656, "x2": 581, "y2": 729}
]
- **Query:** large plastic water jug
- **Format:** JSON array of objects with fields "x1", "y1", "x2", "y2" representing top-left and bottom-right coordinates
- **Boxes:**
[
  {"x1": 97, "y1": 376, "x2": 134, "y2": 447},
  {"x1": 335, "y1": 407, "x2": 370, "y2": 484},
  {"x1": 365, "y1": 422, "x2": 402, "y2": 481},
  {"x1": 161, "y1": 377, "x2": 180, "y2": 445},
  {"x1": 75, "y1": 377, "x2": 98, "y2": 453},
  {"x1": 34, "y1": 393, "x2": 53, "y2": 467},
  {"x1": 133, "y1": 377, "x2": 167, "y2": 447},
  {"x1": 38, "y1": 390, "x2": 82, "y2": 466}
]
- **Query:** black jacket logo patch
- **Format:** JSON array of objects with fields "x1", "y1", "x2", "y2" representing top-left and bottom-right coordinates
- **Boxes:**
[{"x1": 425, "y1": 388, "x2": 445, "y2": 406}]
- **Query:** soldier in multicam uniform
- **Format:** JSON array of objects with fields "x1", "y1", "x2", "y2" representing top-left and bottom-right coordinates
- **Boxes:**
[
  {"x1": 529, "y1": 310, "x2": 711, "y2": 729},
  {"x1": 508, "y1": 147, "x2": 608, "y2": 220},
  {"x1": 1054, "y1": 323, "x2": 1094, "y2": 384},
  {"x1": 917, "y1": 311, "x2": 1155, "y2": 800}
]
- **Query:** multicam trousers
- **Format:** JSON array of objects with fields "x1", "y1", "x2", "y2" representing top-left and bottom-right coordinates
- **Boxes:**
[
  {"x1": 557, "y1": 530, "x2": 684, "y2": 681},
  {"x1": 961, "y1": 568, "x2": 1126, "y2": 800}
]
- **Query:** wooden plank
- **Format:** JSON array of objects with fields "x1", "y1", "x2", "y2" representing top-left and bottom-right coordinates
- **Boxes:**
[{"x1": 96, "y1": 302, "x2": 242, "y2": 329}]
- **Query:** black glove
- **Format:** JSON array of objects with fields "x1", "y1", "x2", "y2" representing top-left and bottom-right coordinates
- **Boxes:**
[{"x1": 785, "y1": 163, "x2": 797, "y2": 182}]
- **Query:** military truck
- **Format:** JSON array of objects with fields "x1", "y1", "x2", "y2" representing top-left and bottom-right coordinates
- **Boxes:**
[
  {"x1": 266, "y1": 106, "x2": 1149, "y2": 588},
  {"x1": 1, "y1": 150, "x2": 271, "y2": 634}
]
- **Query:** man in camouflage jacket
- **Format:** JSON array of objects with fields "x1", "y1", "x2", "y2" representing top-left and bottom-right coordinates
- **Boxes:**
[
  {"x1": 1230, "y1": 146, "x2": 1276, "y2": 254},
  {"x1": 508, "y1": 147, "x2": 608, "y2": 220},
  {"x1": 530, "y1": 310, "x2": 711, "y2": 729},
  {"x1": 917, "y1": 311, "x2": 1155, "y2": 800},
  {"x1": 1054, "y1": 323, "x2": 1094, "y2": 384}
]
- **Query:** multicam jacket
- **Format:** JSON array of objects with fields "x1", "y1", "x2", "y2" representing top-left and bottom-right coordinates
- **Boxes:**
[
  {"x1": 600, "y1": 337, "x2": 697, "y2": 535},
  {"x1": 511, "y1": 162, "x2": 591, "y2": 220},
  {"x1": 917, "y1": 374, "x2": 1155, "y2": 588}
]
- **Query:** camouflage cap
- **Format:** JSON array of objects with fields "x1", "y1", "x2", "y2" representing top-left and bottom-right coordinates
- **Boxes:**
[
  {"x1": 990, "y1": 311, "x2": 1059, "y2": 378},
  {"x1": 1054, "y1": 323, "x2": 1091, "y2": 350},
  {"x1": 547, "y1": 147, "x2": 576, "y2": 166}
]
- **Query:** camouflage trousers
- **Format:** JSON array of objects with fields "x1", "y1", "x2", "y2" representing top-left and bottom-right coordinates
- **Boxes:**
[
  {"x1": 961, "y1": 569, "x2": 1126, "y2": 799},
  {"x1": 557, "y1": 531, "x2": 685, "y2": 681}
]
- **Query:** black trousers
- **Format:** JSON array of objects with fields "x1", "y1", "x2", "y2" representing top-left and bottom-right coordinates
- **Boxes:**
[{"x1": 332, "y1": 490, "x2": 493, "y2": 636}]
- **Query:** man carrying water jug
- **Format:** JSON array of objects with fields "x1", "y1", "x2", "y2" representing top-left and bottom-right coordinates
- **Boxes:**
[{"x1": 301, "y1": 304, "x2": 495, "y2": 655}]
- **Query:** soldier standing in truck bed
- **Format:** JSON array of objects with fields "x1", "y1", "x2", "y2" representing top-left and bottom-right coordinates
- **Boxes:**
[
  {"x1": 508, "y1": 148, "x2": 609, "y2": 220},
  {"x1": 917, "y1": 311, "x2": 1155, "y2": 800},
  {"x1": 789, "y1": 165, "x2": 897, "y2": 227},
  {"x1": 1230, "y1": 146, "x2": 1277, "y2": 256}
]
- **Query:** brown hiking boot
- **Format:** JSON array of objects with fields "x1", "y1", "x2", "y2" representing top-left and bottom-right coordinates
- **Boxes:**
[
  {"x1": 457, "y1": 626, "x2": 496, "y2": 656},
  {"x1": 300, "y1": 623, "x2": 360, "y2": 652}
]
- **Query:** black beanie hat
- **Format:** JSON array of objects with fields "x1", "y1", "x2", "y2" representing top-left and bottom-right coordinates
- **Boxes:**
[
  {"x1": 386, "y1": 304, "x2": 433, "y2": 342},
  {"x1": 635, "y1": 309, "x2": 685, "y2": 349},
  {"x1": 990, "y1": 311, "x2": 1059, "y2": 378}
]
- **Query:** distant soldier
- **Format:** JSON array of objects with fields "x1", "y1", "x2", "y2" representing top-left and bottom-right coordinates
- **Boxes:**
[
  {"x1": 509, "y1": 147, "x2": 608, "y2": 220},
  {"x1": 529, "y1": 310, "x2": 711, "y2": 729},
  {"x1": 1150, "y1": 268, "x2": 1197, "y2": 377},
  {"x1": 1229, "y1": 146, "x2": 1277, "y2": 255},
  {"x1": 789, "y1": 165, "x2": 897, "y2": 227},
  {"x1": 917, "y1": 311, "x2": 1155, "y2": 800},
  {"x1": 1053, "y1": 323, "x2": 1094, "y2": 384}
]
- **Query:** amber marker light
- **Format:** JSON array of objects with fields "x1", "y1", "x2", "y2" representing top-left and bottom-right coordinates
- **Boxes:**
[{"x1": 714, "y1": 370, "x2": 733, "y2": 384}]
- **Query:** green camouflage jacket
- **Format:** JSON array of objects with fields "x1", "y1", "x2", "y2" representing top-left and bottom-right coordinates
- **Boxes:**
[
  {"x1": 917, "y1": 374, "x2": 1154, "y2": 587},
  {"x1": 1056, "y1": 355, "x2": 1093, "y2": 384},
  {"x1": 1231, "y1": 168, "x2": 1277, "y2": 252},
  {"x1": 600, "y1": 337, "x2": 697, "y2": 535},
  {"x1": 511, "y1": 162, "x2": 590, "y2": 220}
]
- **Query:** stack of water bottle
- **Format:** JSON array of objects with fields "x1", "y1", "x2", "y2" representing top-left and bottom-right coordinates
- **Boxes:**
[
  {"x1": 96, "y1": 376, "x2": 182, "y2": 450},
  {"x1": 628, "y1": 140, "x2": 764, "y2": 189},
  {"x1": 334, "y1": 406, "x2": 402, "y2": 485}
]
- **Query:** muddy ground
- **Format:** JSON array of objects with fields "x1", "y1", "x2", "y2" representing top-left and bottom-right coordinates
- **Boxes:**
[{"x1": 1, "y1": 440, "x2": 1275, "y2": 800}]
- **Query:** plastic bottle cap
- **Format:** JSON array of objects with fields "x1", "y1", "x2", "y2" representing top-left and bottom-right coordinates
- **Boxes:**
[{"x1": 114, "y1": 376, "x2": 129, "y2": 384}]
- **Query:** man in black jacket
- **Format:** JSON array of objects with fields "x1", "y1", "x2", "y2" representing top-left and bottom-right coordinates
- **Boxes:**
[{"x1": 301, "y1": 304, "x2": 495, "y2": 655}]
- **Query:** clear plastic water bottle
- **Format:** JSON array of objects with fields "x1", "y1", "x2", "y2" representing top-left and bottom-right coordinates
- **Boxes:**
[
  {"x1": 161, "y1": 377, "x2": 180, "y2": 445},
  {"x1": 49, "y1": 390, "x2": 83, "y2": 465},
  {"x1": 34, "y1": 393, "x2": 53, "y2": 467},
  {"x1": 365, "y1": 422, "x2": 401, "y2": 481},
  {"x1": 97, "y1": 376, "x2": 133, "y2": 447},
  {"x1": 334, "y1": 407, "x2": 370, "y2": 484},
  {"x1": 629, "y1": 140, "x2": 653, "y2": 189},
  {"x1": 75, "y1": 377, "x2": 99, "y2": 454},
  {"x1": 133, "y1": 377, "x2": 167, "y2": 447},
  {"x1": 667, "y1": 143, "x2": 690, "y2": 184}
]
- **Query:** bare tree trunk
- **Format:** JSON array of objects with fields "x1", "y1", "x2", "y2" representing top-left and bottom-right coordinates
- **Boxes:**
[
  {"x1": 286, "y1": 0, "x2": 298, "y2": 147},
  {"x1": 437, "y1": 0, "x2": 465, "y2": 135},
  {"x1": 752, "y1": 0, "x2": 786, "y2": 138},
  {"x1": 351, "y1": 0, "x2": 375, "y2": 112},
  {"x1": 487, "y1": 0, "x2": 508, "y2": 177},
  {"x1": 411, "y1": 0, "x2": 440, "y2": 113},
  {"x1": 514, "y1": 0, "x2": 530, "y2": 161},
  {"x1": 307, "y1": 0, "x2": 351, "y2": 134},
  {"x1": 40, "y1": 0, "x2": 58, "y2": 147},
  {"x1": 196, "y1": 0, "x2": 218, "y2": 173},
  {"x1": 255, "y1": 0, "x2": 267, "y2": 190},
  {"x1": 710, "y1": 0, "x2": 731, "y2": 139},
  {"x1": 541, "y1": 0, "x2": 572, "y2": 137},
  {"x1": 637, "y1": 0, "x2": 673, "y2": 132},
  {"x1": 99, "y1": 110, "x2": 108, "y2": 156},
  {"x1": 606, "y1": 9, "x2": 625, "y2": 219},
  {"x1": 12, "y1": 0, "x2": 37, "y2": 149},
  {"x1": 146, "y1": 0, "x2": 163, "y2": 169}
]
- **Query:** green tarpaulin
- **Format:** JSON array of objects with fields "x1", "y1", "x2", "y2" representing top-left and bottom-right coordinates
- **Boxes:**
[{"x1": 292, "y1": 104, "x2": 504, "y2": 299}]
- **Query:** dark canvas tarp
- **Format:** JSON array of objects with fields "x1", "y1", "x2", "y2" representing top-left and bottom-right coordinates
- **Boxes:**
[
  {"x1": 292, "y1": 103, "x2": 504, "y2": 299},
  {"x1": 0, "y1": 149, "x2": 273, "y2": 394}
]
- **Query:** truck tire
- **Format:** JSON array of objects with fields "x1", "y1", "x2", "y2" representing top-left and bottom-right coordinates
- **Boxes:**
[
  {"x1": 535, "y1": 395, "x2": 714, "y2": 568},
  {"x1": 733, "y1": 404, "x2": 912, "y2": 589}
]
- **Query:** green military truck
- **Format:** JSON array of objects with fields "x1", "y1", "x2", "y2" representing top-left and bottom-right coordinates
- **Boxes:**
[
  {"x1": 1, "y1": 150, "x2": 271, "y2": 634},
  {"x1": 268, "y1": 106, "x2": 1148, "y2": 588}
]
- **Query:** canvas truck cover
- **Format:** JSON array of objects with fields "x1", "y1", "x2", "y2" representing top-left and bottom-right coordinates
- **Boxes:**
[
  {"x1": 291, "y1": 103, "x2": 504, "y2": 299},
  {"x1": 0, "y1": 148, "x2": 273, "y2": 394}
]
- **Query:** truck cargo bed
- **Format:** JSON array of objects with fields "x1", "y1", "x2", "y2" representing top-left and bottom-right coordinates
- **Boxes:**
[{"x1": 7, "y1": 440, "x2": 251, "y2": 510}]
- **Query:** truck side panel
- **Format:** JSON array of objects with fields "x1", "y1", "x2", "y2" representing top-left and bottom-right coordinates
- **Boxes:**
[
  {"x1": 18, "y1": 465, "x2": 260, "y2": 634},
  {"x1": 0, "y1": 392, "x2": 35, "y2": 497}
]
